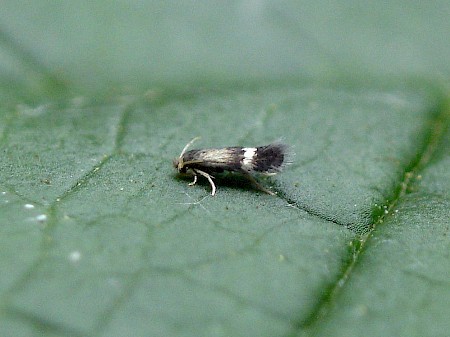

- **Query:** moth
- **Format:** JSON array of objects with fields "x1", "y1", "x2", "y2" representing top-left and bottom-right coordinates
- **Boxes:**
[{"x1": 173, "y1": 137, "x2": 289, "y2": 196}]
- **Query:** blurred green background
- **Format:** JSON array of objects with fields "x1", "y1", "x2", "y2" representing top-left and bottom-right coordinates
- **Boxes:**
[{"x1": 1, "y1": 1, "x2": 449, "y2": 97}]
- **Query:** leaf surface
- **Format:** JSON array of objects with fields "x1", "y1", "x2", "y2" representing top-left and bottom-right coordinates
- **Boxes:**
[{"x1": 0, "y1": 2, "x2": 449, "y2": 337}]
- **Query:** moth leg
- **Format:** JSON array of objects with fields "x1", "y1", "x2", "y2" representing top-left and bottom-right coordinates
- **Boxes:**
[
  {"x1": 194, "y1": 169, "x2": 217, "y2": 196},
  {"x1": 244, "y1": 174, "x2": 276, "y2": 196},
  {"x1": 188, "y1": 173, "x2": 198, "y2": 186}
]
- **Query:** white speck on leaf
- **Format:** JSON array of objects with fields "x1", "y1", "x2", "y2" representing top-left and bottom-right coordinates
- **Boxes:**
[
  {"x1": 35, "y1": 214, "x2": 47, "y2": 222},
  {"x1": 69, "y1": 251, "x2": 82, "y2": 262}
]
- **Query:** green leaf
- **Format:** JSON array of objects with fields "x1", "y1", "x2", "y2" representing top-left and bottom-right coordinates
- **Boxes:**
[
  {"x1": 302, "y1": 117, "x2": 450, "y2": 337},
  {"x1": 1, "y1": 2, "x2": 449, "y2": 337}
]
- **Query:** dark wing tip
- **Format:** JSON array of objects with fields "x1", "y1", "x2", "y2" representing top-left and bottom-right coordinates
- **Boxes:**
[{"x1": 253, "y1": 143, "x2": 292, "y2": 173}]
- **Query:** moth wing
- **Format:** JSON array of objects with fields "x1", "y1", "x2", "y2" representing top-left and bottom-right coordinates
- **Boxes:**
[{"x1": 196, "y1": 148, "x2": 236, "y2": 164}]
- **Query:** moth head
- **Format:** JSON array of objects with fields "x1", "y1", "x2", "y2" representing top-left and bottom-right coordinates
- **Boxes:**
[
  {"x1": 174, "y1": 137, "x2": 201, "y2": 174},
  {"x1": 173, "y1": 156, "x2": 187, "y2": 173}
]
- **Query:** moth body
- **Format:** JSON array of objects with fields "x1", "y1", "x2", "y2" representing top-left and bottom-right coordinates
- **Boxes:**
[{"x1": 173, "y1": 137, "x2": 289, "y2": 196}]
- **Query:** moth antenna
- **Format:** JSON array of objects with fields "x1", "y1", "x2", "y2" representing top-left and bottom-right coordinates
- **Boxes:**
[
  {"x1": 177, "y1": 137, "x2": 201, "y2": 171},
  {"x1": 179, "y1": 137, "x2": 201, "y2": 158},
  {"x1": 182, "y1": 159, "x2": 204, "y2": 166}
]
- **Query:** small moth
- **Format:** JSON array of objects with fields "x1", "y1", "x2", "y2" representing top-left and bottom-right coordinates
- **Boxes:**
[{"x1": 173, "y1": 137, "x2": 289, "y2": 196}]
